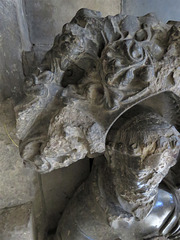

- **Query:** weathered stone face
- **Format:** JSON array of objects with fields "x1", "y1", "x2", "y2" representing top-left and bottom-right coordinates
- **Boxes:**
[
  {"x1": 105, "y1": 110, "x2": 180, "y2": 219},
  {"x1": 0, "y1": 0, "x2": 31, "y2": 100},
  {"x1": 15, "y1": 9, "x2": 180, "y2": 173}
]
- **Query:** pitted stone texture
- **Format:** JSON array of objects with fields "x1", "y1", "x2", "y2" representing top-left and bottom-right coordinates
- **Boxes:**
[
  {"x1": 41, "y1": 103, "x2": 105, "y2": 171},
  {"x1": 0, "y1": 203, "x2": 34, "y2": 240},
  {"x1": 15, "y1": 10, "x2": 180, "y2": 173},
  {"x1": 0, "y1": 99, "x2": 35, "y2": 209}
]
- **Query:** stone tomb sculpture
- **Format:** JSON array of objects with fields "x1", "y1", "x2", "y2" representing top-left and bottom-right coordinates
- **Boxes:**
[{"x1": 14, "y1": 8, "x2": 180, "y2": 240}]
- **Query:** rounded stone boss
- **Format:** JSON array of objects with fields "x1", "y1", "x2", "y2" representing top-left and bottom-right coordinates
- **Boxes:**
[{"x1": 14, "y1": 8, "x2": 180, "y2": 239}]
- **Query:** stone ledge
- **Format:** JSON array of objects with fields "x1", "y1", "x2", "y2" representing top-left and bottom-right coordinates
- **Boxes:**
[{"x1": 0, "y1": 203, "x2": 34, "y2": 240}]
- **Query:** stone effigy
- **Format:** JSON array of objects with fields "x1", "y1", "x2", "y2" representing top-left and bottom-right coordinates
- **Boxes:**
[
  {"x1": 15, "y1": 8, "x2": 180, "y2": 239},
  {"x1": 55, "y1": 108, "x2": 180, "y2": 240}
]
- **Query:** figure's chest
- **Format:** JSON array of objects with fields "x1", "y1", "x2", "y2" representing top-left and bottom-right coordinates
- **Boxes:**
[{"x1": 110, "y1": 188, "x2": 178, "y2": 240}]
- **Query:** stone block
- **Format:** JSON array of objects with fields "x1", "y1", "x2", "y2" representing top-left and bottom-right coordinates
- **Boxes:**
[
  {"x1": 0, "y1": 203, "x2": 34, "y2": 240},
  {"x1": 0, "y1": 99, "x2": 35, "y2": 209}
]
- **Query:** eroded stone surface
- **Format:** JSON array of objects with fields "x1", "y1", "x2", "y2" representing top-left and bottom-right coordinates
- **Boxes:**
[
  {"x1": 0, "y1": 203, "x2": 34, "y2": 240},
  {"x1": 15, "y1": 9, "x2": 180, "y2": 173},
  {"x1": 0, "y1": 99, "x2": 90, "y2": 239},
  {"x1": 0, "y1": 99, "x2": 35, "y2": 209}
]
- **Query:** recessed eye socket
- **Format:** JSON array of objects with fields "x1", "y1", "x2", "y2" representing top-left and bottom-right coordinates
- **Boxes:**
[
  {"x1": 60, "y1": 35, "x2": 67, "y2": 41},
  {"x1": 60, "y1": 42, "x2": 70, "y2": 51},
  {"x1": 114, "y1": 142, "x2": 123, "y2": 151},
  {"x1": 66, "y1": 69, "x2": 73, "y2": 77},
  {"x1": 91, "y1": 64, "x2": 97, "y2": 71}
]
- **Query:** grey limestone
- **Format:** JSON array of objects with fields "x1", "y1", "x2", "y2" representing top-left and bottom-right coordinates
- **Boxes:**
[
  {"x1": 0, "y1": 0, "x2": 31, "y2": 100},
  {"x1": 122, "y1": 0, "x2": 180, "y2": 23},
  {"x1": 0, "y1": 99, "x2": 35, "y2": 209},
  {"x1": 0, "y1": 203, "x2": 34, "y2": 240},
  {"x1": 24, "y1": 0, "x2": 121, "y2": 46},
  {"x1": 0, "y1": 1, "x2": 121, "y2": 239},
  {"x1": 14, "y1": 8, "x2": 180, "y2": 239}
]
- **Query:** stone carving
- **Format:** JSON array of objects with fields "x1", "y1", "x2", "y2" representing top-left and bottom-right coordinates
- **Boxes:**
[
  {"x1": 15, "y1": 8, "x2": 180, "y2": 173},
  {"x1": 55, "y1": 107, "x2": 180, "y2": 240},
  {"x1": 14, "y1": 8, "x2": 180, "y2": 239}
]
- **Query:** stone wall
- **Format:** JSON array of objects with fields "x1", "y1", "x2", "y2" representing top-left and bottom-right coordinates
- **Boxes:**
[{"x1": 0, "y1": 0, "x2": 31, "y2": 100}]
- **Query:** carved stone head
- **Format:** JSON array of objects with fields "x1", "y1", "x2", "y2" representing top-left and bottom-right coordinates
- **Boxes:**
[
  {"x1": 105, "y1": 108, "x2": 180, "y2": 218},
  {"x1": 14, "y1": 9, "x2": 180, "y2": 173}
]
